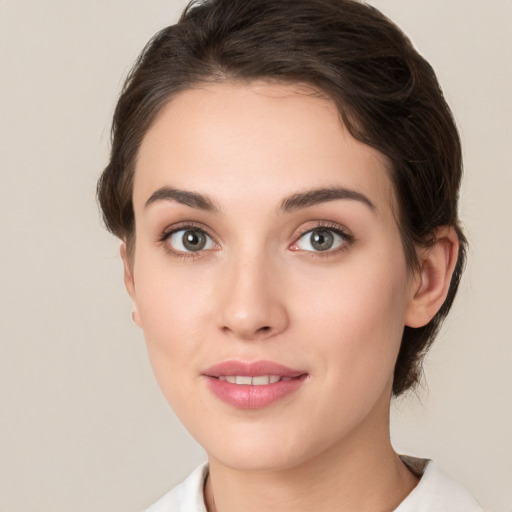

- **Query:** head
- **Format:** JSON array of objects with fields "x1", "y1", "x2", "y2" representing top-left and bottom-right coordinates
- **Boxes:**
[{"x1": 98, "y1": 0, "x2": 465, "y2": 400}]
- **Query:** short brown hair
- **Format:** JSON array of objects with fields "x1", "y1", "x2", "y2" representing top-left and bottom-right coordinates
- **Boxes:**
[{"x1": 97, "y1": 0, "x2": 467, "y2": 396}]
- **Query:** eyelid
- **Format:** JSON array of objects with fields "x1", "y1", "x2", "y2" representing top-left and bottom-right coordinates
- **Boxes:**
[
  {"x1": 159, "y1": 220, "x2": 213, "y2": 239},
  {"x1": 157, "y1": 220, "x2": 353, "y2": 257},
  {"x1": 289, "y1": 221, "x2": 354, "y2": 253},
  {"x1": 158, "y1": 221, "x2": 220, "y2": 256}
]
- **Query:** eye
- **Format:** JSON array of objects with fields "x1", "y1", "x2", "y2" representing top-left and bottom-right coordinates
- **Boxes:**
[
  {"x1": 166, "y1": 228, "x2": 216, "y2": 253},
  {"x1": 293, "y1": 228, "x2": 347, "y2": 252}
]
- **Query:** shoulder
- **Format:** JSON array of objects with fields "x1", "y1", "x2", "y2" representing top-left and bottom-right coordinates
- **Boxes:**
[
  {"x1": 144, "y1": 462, "x2": 209, "y2": 512},
  {"x1": 395, "y1": 456, "x2": 484, "y2": 512}
]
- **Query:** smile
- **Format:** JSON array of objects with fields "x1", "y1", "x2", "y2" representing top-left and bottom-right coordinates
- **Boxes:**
[{"x1": 204, "y1": 360, "x2": 307, "y2": 409}]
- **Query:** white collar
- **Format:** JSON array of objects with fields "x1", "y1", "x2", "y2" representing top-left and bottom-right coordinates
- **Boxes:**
[{"x1": 395, "y1": 455, "x2": 483, "y2": 511}]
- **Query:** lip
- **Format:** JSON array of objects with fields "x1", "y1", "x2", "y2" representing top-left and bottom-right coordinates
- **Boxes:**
[
  {"x1": 203, "y1": 360, "x2": 308, "y2": 410},
  {"x1": 204, "y1": 360, "x2": 305, "y2": 378}
]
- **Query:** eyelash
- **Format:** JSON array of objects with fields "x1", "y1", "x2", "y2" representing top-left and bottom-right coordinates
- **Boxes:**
[
  {"x1": 158, "y1": 221, "x2": 354, "y2": 259},
  {"x1": 158, "y1": 222, "x2": 218, "y2": 260},
  {"x1": 292, "y1": 221, "x2": 355, "y2": 257}
]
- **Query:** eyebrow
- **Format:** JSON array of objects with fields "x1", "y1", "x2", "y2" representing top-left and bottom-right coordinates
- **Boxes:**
[
  {"x1": 279, "y1": 187, "x2": 375, "y2": 213},
  {"x1": 144, "y1": 185, "x2": 375, "y2": 214},
  {"x1": 145, "y1": 186, "x2": 219, "y2": 212}
]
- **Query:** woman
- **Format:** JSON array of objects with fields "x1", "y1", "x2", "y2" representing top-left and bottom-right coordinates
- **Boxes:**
[{"x1": 97, "y1": 0, "x2": 483, "y2": 510}]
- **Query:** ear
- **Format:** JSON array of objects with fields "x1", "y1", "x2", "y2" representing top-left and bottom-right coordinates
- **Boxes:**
[
  {"x1": 405, "y1": 226, "x2": 460, "y2": 328},
  {"x1": 120, "y1": 243, "x2": 142, "y2": 328}
]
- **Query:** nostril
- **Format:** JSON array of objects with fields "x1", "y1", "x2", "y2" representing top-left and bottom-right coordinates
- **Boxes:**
[{"x1": 258, "y1": 326, "x2": 271, "y2": 333}]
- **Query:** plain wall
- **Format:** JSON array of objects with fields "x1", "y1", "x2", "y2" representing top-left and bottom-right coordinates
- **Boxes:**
[{"x1": 0, "y1": 1, "x2": 510, "y2": 511}]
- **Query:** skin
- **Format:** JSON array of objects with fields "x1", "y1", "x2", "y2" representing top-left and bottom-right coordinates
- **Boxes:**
[{"x1": 123, "y1": 81, "x2": 458, "y2": 512}]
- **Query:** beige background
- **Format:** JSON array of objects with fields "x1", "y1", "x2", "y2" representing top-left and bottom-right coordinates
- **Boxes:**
[{"x1": 0, "y1": 1, "x2": 510, "y2": 511}]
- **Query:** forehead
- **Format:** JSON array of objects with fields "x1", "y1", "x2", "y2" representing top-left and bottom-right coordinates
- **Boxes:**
[{"x1": 133, "y1": 81, "x2": 396, "y2": 216}]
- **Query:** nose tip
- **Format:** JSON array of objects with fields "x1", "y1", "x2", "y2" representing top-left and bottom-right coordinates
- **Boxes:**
[
  {"x1": 221, "y1": 314, "x2": 276, "y2": 340},
  {"x1": 216, "y1": 262, "x2": 289, "y2": 341}
]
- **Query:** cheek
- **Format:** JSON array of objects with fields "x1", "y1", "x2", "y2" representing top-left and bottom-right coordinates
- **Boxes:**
[
  {"x1": 134, "y1": 248, "x2": 212, "y2": 330},
  {"x1": 133, "y1": 262, "x2": 212, "y2": 389},
  {"x1": 292, "y1": 251, "x2": 410, "y2": 385}
]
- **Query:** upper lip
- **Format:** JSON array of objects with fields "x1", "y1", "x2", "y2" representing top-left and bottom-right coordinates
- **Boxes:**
[{"x1": 203, "y1": 360, "x2": 305, "y2": 378}]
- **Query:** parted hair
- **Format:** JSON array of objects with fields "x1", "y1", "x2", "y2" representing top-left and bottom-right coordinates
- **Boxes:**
[{"x1": 97, "y1": 0, "x2": 467, "y2": 396}]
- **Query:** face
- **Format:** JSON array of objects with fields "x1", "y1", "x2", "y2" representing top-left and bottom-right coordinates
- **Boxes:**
[{"x1": 125, "y1": 81, "x2": 419, "y2": 472}]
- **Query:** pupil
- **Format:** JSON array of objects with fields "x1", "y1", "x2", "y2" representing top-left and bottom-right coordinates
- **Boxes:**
[
  {"x1": 311, "y1": 230, "x2": 334, "y2": 251},
  {"x1": 183, "y1": 230, "x2": 206, "y2": 251}
]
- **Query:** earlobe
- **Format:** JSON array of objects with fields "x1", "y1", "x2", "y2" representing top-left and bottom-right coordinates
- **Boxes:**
[
  {"x1": 405, "y1": 227, "x2": 459, "y2": 328},
  {"x1": 120, "y1": 243, "x2": 142, "y2": 328}
]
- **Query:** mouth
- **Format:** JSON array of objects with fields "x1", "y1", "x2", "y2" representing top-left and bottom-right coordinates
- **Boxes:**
[
  {"x1": 203, "y1": 360, "x2": 308, "y2": 409},
  {"x1": 217, "y1": 375, "x2": 292, "y2": 385},
  {"x1": 204, "y1": 359, "x2": 305, "y2": 379}
]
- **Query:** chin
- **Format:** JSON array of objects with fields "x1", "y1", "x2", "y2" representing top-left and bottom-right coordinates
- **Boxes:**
[
  {"x1": 210, "y1": 445, "x2": 310, "y2": 473},
  {"x1": 200, "y1": 422, "x2": 333, "y2": 473}
]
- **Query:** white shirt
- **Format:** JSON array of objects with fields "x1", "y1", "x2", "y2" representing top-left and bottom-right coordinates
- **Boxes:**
[{"x1": 145, "y1": 456, "x2": 483, "y2": 512}]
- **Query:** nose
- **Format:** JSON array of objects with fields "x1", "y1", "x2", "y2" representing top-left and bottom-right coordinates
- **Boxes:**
[{"x1": 215, "y1": 253, "x2": 289, "y2": 341}]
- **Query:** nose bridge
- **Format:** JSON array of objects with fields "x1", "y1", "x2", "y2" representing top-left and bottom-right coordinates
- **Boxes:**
[{"x1": 217, "y1": 244, "x2": 288, "y2": 340}]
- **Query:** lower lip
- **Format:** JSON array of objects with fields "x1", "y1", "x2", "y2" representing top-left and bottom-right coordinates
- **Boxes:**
[{"x1": 205, "y1": 375, "x2": 307, "y2": 409}]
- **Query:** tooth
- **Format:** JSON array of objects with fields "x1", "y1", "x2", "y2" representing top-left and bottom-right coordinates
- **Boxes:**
[
  {"x1": 252, "y1": 375, "x2": 270, "y2": 385},
  {"x1": 221, "y1": 375, "x2": 285, "y2": 385},
  {"x1": 235, "y1": 376, "x2": 252, "y2": 385}
]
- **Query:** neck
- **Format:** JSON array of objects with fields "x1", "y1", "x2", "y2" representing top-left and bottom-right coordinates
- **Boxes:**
[{"x1": 204, "y1": 392, "x2": 418, "y2": 512}]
